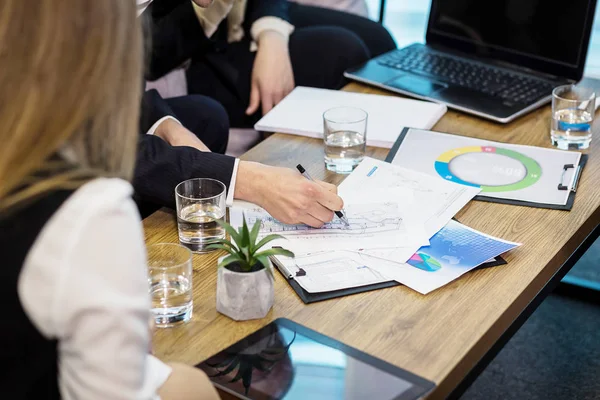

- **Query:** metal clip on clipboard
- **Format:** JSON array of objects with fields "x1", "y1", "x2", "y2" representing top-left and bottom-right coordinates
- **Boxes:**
[
  {"x1": 270, "y1": 248, "x2": 306, "y2": 278},
  {"x1": 558, "y1": 164, "x2": 582, "y2": 192}
]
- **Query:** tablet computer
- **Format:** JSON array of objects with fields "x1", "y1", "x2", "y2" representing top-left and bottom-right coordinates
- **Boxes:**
[{"x1": 196, "y1": 318, "x2": 435, "y2": 400}]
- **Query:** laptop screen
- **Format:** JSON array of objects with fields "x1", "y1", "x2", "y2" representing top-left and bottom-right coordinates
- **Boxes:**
[{"x1": 427, "y1": 0, "x2": 596, "y2": 78}]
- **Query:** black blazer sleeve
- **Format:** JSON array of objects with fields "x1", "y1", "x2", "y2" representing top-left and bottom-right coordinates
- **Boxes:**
[
  {"x1": 133, "y1": 134, "x2": 236, "y2": 209},
  {"x1": 139, "y1": 89, "x2": 175, "y2": 134},
  {"x1": 142, "y1": 0, "x2": 213, "y2": 81},
  {"x1": 245, "y1": 0, "x2": 291, "y2": 27}
]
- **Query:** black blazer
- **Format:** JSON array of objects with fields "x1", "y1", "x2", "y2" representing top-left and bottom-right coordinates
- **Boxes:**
[
  {"x1": 135, "y1": 89, "x2": 236, "y2": 210},
  {"x1": 142, "y1": 0, "x2": 290, "y2": 80}
]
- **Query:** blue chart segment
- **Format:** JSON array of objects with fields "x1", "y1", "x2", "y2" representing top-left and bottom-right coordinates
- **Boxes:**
[
  {"x1": 434, "y1": 146, "x2": 542, "y2": 193},
  {"x1": 407, "y1": 253, "x2": 442, "y2": 272}
]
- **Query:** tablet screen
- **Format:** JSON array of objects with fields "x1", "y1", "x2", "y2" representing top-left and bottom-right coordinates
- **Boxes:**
[{"x1": 197, "y1": 319, "x2": 434, "y2": 400}]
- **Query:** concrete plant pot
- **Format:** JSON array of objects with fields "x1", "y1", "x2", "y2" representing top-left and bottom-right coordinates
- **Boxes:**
[{"x1": 216, "y1": 257, "x2": 274, "y2": 321}]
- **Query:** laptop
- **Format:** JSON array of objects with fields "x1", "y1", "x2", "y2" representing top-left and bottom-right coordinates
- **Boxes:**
[{"x1": 345, "y1": 0, "x2": 598, "y2": 123}]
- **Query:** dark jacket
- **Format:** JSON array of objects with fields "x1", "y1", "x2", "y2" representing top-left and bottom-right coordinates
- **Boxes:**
[
  {"x1": 142, "y1": 0, "x2": 289, "y2": 80},
  {"x1": 135, "y1": 91, "x2": 235, "y2": 211}
]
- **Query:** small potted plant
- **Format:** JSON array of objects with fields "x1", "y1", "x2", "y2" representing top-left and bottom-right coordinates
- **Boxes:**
[{"x1": 208, "y1": 216, "x2": 294, "y2": 321}]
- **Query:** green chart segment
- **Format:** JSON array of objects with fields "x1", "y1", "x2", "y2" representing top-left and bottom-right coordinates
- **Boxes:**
[{"x1": 434, "y1": 146, "x2": 542, "y2": 192}]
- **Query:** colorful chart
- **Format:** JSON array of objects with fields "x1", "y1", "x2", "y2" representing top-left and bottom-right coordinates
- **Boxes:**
[
  {"x1": 408, "y1": 253, "x2": 442, "y2": 272},
  {"x1": 434, "y1": 146, "x2": 542, "y2": 193}
]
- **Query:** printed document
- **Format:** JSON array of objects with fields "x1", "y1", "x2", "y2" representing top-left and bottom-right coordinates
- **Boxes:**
[{"x1": 338, "y1": 157, "x2": 481, "y2": 237}]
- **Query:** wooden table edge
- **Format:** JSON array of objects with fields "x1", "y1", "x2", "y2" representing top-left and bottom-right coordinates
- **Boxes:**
[{"x1": 436, "y1": 206, "x2": 600, "y2": 399}]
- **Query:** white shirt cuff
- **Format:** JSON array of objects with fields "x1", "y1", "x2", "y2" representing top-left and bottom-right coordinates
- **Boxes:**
[
  {"x1": 145, "y1": 116, "x2": 181, "y2": 136},
  {"x1": 250, "y1": 17, "x2": 295, "y2": 52},
  {"x1": 226, "y1": 158, "x2": 240, "y2": 207},
  {"x1": 136, "y1": 0, "x2": 152, "y2": 16}
]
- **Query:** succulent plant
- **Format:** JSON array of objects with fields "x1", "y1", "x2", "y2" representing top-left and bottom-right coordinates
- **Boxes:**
[{"x1": 207, "y1": 215, "x2": 294, "y2": 273}]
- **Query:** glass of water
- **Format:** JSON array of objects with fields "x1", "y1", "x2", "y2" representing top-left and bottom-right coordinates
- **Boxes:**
[
  {"x1": 147, "y1": 243, "x2": 193, "y2": 327},
  {"x1": 551, "y1": 84, "x2": 595, "y2": 150},
  {"x1": 323, "y1": 106, "x2": 368, "y2": 173},
  {"x1": 175, "y1": 178, "x2": 226, "y2": 252}
]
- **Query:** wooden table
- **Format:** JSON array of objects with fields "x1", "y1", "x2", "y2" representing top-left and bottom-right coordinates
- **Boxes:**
[{"x1": 145, "y1": 82, "x2": 600, "y2": 399}]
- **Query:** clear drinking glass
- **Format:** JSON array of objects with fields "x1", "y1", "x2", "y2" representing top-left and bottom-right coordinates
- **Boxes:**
[
  {"x1": 323, "y1": 107, "x2": 368, "y2": 174},
  {"x1": 175, "y1": 178, "x2": 226, "y2": 252},
  {"x1": 551, "y1": 84, "x2": 595, "y2": 150},
  {"x1": 147, "y1": 243, "x2": 193, "y2": 327}
]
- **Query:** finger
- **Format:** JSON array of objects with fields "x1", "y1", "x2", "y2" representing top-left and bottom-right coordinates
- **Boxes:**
[
  {"x1": 246, "y1": 82, "x2": 260, "y2": 115},
  {"x1": 317, "y1": 186, "x2": 344, "y2": 211},
  {"x1": 299, "y1": 213, "x2": 325, "y2": 228},
  {"x1": 308, "y1": 202, "x2": 335, "y2": 224},
  {"x1": 261, "y1": 91, "x2": 274, "y2": 116},
  {"x1": 316, "y1": 180, "x2": 338, "y2": 194}
]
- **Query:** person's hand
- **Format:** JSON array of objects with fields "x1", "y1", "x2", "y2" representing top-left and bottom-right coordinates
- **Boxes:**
[
  {"x1": 234, "y1": 161, "x2": 343, "y2": 228},
  {"x1": 154, "y1": 118, "x2": 211, "y2": 152},
  {"x1": 246, "y1": 31, "x2": 295, "y2": 116}
]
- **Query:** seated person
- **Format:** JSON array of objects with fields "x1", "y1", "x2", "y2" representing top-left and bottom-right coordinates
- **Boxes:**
[
  {"x1": 142, "y1": 0, "x2": 396, "y2": 127},
  {"x1": 136, "y1": 88, "x2": 343, "y2": 227},
  {"x1": 0, "y1": 1, "x2": 219, "y2": 399},
  {"x1": 135, "y1": 5, "x2": 344, "y2": 227}
]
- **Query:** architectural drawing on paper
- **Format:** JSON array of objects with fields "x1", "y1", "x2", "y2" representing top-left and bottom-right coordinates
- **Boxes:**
[{"x1": 243, "y1": 202, "x2": 403, "y2": 235}]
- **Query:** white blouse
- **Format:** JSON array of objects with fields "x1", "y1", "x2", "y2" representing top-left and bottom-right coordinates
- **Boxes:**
[{"x1": 17, "y1": 178, "x2": 172, "y2": 400}]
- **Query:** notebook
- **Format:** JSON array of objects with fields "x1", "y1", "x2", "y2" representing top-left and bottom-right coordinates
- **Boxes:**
[{"x1": 254, "y1": 86, "x2": 447, "y2": 148}]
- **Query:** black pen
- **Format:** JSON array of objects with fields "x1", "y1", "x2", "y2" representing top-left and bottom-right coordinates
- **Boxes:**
[{"x1": 296, "y1": 164, "x2": 349, "y2": 226}]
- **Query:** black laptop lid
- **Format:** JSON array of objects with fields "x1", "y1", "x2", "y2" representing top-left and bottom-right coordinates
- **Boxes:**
[{"x1": 425, "y1": 0, "x2": 597, "y2": 81}]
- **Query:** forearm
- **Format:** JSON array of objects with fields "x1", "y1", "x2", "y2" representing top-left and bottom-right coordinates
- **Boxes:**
[
  {"x1": 159, "y1": 362, "x2": 220, "y2": 400},
  {"x1": 154, "y1": 118, "x2": 211, "y2": 152},
  {"x1": 234, "y1": 161, "x2": 268, "y2": 205}
]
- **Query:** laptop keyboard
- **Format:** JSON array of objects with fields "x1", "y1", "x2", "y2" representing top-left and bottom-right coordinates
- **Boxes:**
[{"x1": 377, "y1": 47, "x2": 555, "y2": 105}]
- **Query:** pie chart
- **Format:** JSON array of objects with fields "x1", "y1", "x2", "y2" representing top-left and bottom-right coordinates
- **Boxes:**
[
  {"x1": 408, "y1": 253, "x2": 442, "y2": 272},
  {"x1": 434, "y1": 146, "x2": 542, "y2": 193}
]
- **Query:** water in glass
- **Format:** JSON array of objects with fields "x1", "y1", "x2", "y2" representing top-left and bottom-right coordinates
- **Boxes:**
[
  {"x1": 177, "y1": 203, "x2": 225, "y2": 252},
  {"x1": 324, "y1": 130, "x2": 366, "y2": 173},
  {"x1": 150, "y1": 272, "x2": 192, "y2": 327},
  {"x1": 551, "y1": 108, "x2": 593, "y2": 150}
]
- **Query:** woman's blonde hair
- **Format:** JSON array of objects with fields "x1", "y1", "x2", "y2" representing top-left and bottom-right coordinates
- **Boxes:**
[{"x1": 0, "y1": 0, "x2": 143, "y2": 211}]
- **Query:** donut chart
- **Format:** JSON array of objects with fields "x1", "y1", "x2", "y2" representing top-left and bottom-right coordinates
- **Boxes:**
[
  {"x1": 434, "y1": 146, "x2": 542, "y2": 192},
  {"x1": 408, "y1": 253, "x2": 442, "y2": 272}
]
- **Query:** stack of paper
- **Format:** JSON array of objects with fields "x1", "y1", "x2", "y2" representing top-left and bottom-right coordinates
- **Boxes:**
[
  {"x1": 230, "y1": 157, "x2": 519, "y2": 295},
  {"x1": 254, "y1": 87, "x2": 447, "y2": 148}
]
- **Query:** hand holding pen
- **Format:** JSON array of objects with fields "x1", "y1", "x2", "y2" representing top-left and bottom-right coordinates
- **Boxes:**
[
  {"x1": 296, "y1": 164, "x2": 349, "y2": 226},
  {"x1": 234, "y1": 161, "x2": 344, "y2": 228}
]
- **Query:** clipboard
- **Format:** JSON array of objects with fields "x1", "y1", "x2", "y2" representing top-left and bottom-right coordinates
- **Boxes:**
[
  {"x1": 386, "y1": 128, "x2": 588, "y2": 211},
  {"x1": 270, "y1": 254, "x2": 506, "y2": 304}
]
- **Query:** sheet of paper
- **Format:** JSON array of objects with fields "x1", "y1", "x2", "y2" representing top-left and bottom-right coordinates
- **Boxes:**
[
  {"x1": 390, "y1": 129, "x2": 582, "y2": 206},
  {"x1": 229, "y1": 201, "x2": 428, "y2": 254},
  {"x1": 339, "y1": 157, "x2": 481, "y2": 237},
  {"x1": 367, "y1": 220, "x2": 520, "y2": 294},
  {"x1": 254, "y1": 86, "x2": 447, "y2": 148},
  {"x1": 275, "y1": 250, "x2": 391, "y2": 293},
  {"x1": 358, "y1": 245, "x2": 423, "y2": 265}
]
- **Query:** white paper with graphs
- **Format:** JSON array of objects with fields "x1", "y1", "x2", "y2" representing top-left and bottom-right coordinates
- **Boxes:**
[{"x1": 226, "y1": 157, "x2": 516, "y2": 295}]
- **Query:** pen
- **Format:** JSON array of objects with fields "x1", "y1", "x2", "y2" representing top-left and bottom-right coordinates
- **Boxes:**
[{"x1": 296, "y1": 164, "x2": 350, "y2": 227}]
